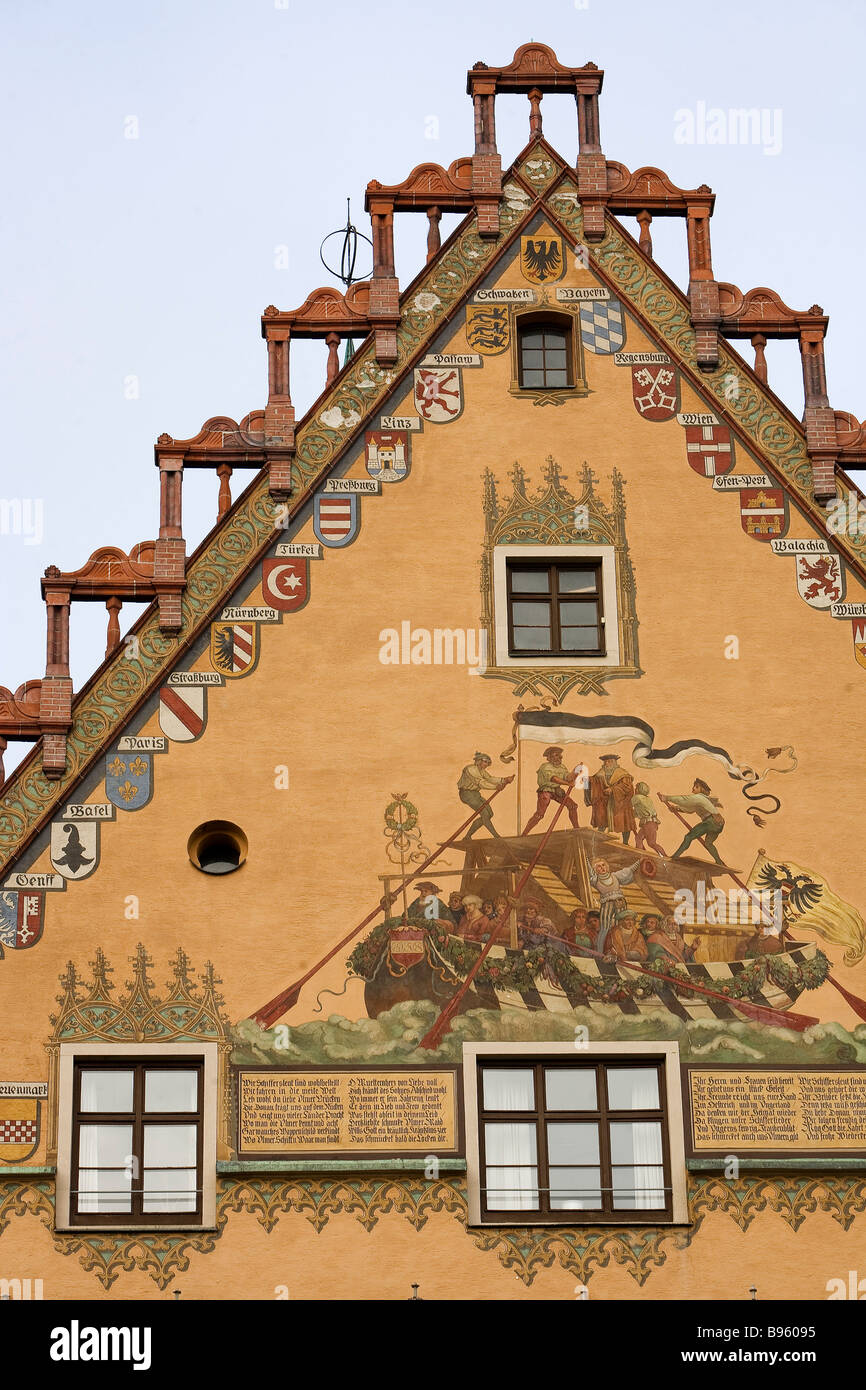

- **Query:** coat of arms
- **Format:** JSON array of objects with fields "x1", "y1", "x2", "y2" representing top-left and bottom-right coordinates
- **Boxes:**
[
  {"x1": 365, "y1": 430, "x2": 410, "y2": 481},
  {"x1": 685, "y1": 424, "x2": 734, "y2": 477},
  {"x1": 740, "y1": 487, "x2": 788, "y2": 541},
  {"x1": 159, "y1": 683, "x2": 207, "y2": 741},
  {"x1": 0, "y1": 1097, "x2": 41, "y2": 1162},
  {"x1": 631, "y1": 361, "x2": 678, "y2": 420},
  {"x1": 466, "y1": 304, "x2": 510, "y2": 355},
  {"x1": 50, "y1": 820, "x2": 99, "y2": 881},
  {"x1": 413, "y1": 368, "x2": 463, "y2": 423},
  {"x1": 106, "y1": 751, "x2": 154, "y2": 810},
  {"x1": 0, "y1": 890, "x2": 44, "y2": 951},
  {"x1": 210, "y1": 622, "x2": 259, "y2": 678},
  {"x1": 579, "y1": 299, "x2": 625, "y2": 354},
  {"x1": 262, "y1": 557, "x2": 309, "y2": 612},
  {"x1": 520, "y1": 235, "x2": 565, "y2": 285},
  {"x1": 853, "y1": 618, "x2": 866, "y2": 670},
  {"x1": 314, "y1": 493, "x2": 359, "y2": 548},
  {"x1": 796, "y1": 553, "x2": 844, "y2": 609}
]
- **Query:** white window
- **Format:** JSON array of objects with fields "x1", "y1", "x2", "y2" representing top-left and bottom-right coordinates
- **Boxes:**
[
  {"x1": 55, "y1": 1042, "x2": 218, "y2": 1232},
  {"x1": 463, "y1": 1042, "x2": 688, "y2": 1226},
  {"x1": 493, "y1": 545, "x2": 620, "y2": 668}
]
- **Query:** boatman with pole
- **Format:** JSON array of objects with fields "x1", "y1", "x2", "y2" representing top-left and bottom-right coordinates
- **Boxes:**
[{"x1": 457, "y1": 753, "x2": 514, "y2": 838}]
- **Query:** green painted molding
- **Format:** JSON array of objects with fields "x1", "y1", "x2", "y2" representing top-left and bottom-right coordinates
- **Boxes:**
[
  {"x1": 688, "y1": 1158, "x2": 866, "y2": 1172},
  {"x1": 0, "y1": 1165, "x2": 55, "y2": 1177}
]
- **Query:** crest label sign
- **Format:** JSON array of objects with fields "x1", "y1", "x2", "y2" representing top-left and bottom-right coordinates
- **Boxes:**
[
  {"x1": 739, "y1": 487, "x2": 788, "y2": 541},
  {"x1": 629, "y1": 360, "x2": 679, "y2": 420},
  {"x1": 106, "y1": 751, "x2": 154, "y2": 810},
  {"x1": 50, "y1": 820, "x2": 99, "y2": 880},
  {"x1": 314, "y1": 493, "x2": 359, "y2": 548},
  {"x1": 0, "y1": 890, "x2": 44, "y2": 950},
  {"x1": 685, "y1": 424, "x2": 734, "y2": 476},
  {"x1": 413, "y1": 368, "x2": 463, "y2": 423},
  {"x1": 579, "y1": 298, "x2": 626, "y2": 354},
  {"x1": 466, "y1": 304, "x2": 510, "y2": 355},
  {"x1": 262, "y1": 557, "x2": 309, "y2": 611},
  {"x1": 210, "y1": 622, "x2": 259, "y2": 678},
  {"x1": 520, "y1": 235, "x2": 565, "y2": 284},
  {"x1": 365, "y1": 429, "x2": 410, "y2": 481}
]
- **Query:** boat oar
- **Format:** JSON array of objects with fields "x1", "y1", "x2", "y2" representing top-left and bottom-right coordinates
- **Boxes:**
[
  {"x1": 419, "y1": 787, "x2": 580, "y2": 1050},
  {"x1": 249, "y1": 782, "x2": 510, "y2": 1028},
  {"x1": 663, "y1": 802, "x2": 866, "y2": 1024}
]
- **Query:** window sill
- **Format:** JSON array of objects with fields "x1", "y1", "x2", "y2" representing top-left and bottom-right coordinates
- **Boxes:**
[
  {"x1": 469, "y1": 1215, "x2": 691, "y2": 1230},
  {"x1": 55, "y1": 1222, "x2": 217, "y2": 1235}
]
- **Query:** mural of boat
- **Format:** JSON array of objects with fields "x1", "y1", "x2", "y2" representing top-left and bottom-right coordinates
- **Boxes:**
[{"x1": 353, "y1": 830, "x2": 829, "y2": 1023}]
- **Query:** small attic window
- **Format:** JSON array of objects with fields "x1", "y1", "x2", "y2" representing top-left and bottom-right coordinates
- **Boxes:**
[
  {"x1": 518, "y1": 318, "x2": 573, "y2": 390},
  {"x1": 188, "y1": 821, "x2": 247, "y2": 876}
]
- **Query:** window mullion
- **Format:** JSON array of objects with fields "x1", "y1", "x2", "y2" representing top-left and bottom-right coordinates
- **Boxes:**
[
  {"x1": 132, "y1": 1063, "x2": 144, "y2": 1220},
  {"x1": 535, "y1": 1063, "x2": 550, "y2": 1215},
  {"x1": 550, "y1": 566, "x2": 562, "y2": 654},
  {"x1": 598, "y1": 1064, "x2": 614, "y2": 1216}
]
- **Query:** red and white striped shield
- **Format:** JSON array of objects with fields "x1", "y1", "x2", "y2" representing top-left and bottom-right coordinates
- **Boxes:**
[
  {"x1": 209, "y1": 622, "x2": 258, "y2": 678},
  {"x1": 685, "y1": 424, "x2": 734, "y2": 477},
  {"x1": 159, "y1": 684, "x2": 207, "y2": 741},
  {"x1": 313, "y1": 493, "x2": 359, "y2": 548}
]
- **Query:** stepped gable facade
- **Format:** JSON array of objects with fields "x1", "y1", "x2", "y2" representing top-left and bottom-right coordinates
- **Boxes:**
[{"x1": 2, "y1": 43, "x2": 866, "y2": 1301}]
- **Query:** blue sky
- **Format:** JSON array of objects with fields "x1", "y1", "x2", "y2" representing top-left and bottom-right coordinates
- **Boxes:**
[{"x1": 1, "y1": 0, "x2": 864, "y2": 774}]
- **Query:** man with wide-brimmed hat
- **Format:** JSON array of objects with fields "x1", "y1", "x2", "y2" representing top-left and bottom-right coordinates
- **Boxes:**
[
  {"x1": 521, "y1": 746, "x2": 581, "y2": 834},
  {"x1": 586, "y1": 753, "x2": 637, "y2": 843}
]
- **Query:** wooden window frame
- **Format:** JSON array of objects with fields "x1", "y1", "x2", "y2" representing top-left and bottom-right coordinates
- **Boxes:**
[
  {"x1": 506, "y1": 559, "x2": 605, "y2": 659},
  {"x1": 518, "y1": 319, "x2": 574, "y2": 390},
  {"x1": 69, "y1": 1058, "x2": 204, "y2": 1229},
  {"x1": 476, "y1": 1058, "x2": 673, "y2": 1226}
]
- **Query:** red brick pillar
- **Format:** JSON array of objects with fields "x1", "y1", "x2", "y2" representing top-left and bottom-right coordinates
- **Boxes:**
[
  {"x1": 40, "y1": 568, "x2": 73, "y2": 778},
  {"x1": 154, "y1": 456, "x2": 186, "y2": 633},
  {"x1": 800, "y1": 325, "x2": 837, "y2": 501},
  {"x1": 686, "y1": 204, "x2": 720, "y2": 370},
  {"x1": 368, "y1": 197, "x2": 400, "y2": 364},
  {"x1": 471, "y1": 83, "x2": 501, "y2": 239},
  {"x1": 575, "y1": 72, "x2": 606, "y2": 241}
]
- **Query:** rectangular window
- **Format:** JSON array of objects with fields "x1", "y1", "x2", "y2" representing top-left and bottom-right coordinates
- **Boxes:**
[
  {"x1": 518, "y1": 324, "x2": 573, "y2": 390},
  {"x1": 70, "y1": 1060, "x2": 203, "y2": 1227},
  {"x1": 506, "y1": 560, "x2": 604, "y2": 658},
  {"x1": 477, "y1": 1059, "x2": 671, "y2": 1224}
]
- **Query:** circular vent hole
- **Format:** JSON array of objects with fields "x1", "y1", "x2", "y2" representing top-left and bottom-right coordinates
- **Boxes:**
[{"x1": 188, "y1": 821, "x2": 247, "y2": 876}]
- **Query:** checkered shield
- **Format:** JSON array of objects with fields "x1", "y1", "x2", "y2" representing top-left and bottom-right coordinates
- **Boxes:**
[{"x1": 579, "y1": 299, "x2": 626, "y2": 354}]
